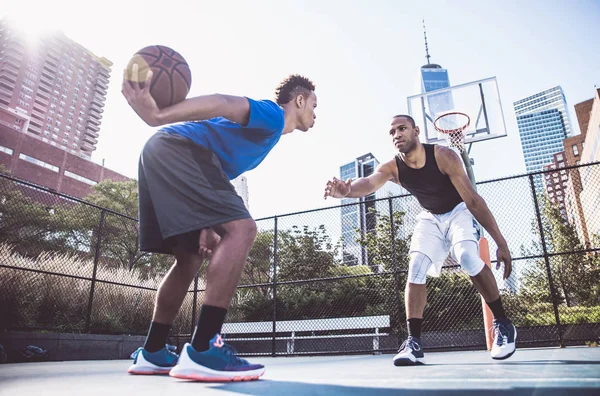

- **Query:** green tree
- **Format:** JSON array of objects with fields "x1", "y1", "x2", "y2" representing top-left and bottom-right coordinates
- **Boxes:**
[
  {"x1": 354, "y1": 208, "x2": 412, "y2": 331},
  {"x1": 519, "y1": 194, "x2": 600, "y2": 308},
  {"x1": 234, "y1": 224, "x2": 344, "y2": 321},
  {"x1": 277, "y1": 224, "x2": 339, "y2": 281},
  {"x1": 61, "y1": 179, "x2": 174, "y2": 277},
  {"x1": 357, "y1": 208, "x2": 411, "y2": 273},
  {"x1": 0, "y1": 166, "x2": 74, "y2": 256}
]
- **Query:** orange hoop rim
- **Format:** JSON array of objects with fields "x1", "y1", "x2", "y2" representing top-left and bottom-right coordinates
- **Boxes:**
[{"x1": 433, "y1": 111, "x2": 471, "y2": 135}]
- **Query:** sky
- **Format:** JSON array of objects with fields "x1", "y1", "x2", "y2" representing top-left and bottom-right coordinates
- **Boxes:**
[{"x1": 2, "y1": 0, "x2": 600, "y2": 223}]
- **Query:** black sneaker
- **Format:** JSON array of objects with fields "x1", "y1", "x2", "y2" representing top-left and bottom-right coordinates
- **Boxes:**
[
  {"x1": 393, "y1": 336, "x2": 425, "y2": 366},
  {"x1": 491, "y1": 318, "x2": 517, "y2": 360}
]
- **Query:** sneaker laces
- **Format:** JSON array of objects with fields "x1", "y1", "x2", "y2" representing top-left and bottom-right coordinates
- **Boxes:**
[
  {"x1": 220, "y1": 342, "x2": 249, "y2": 365},
  {"x1": 131, "y1": 348, "x2": 142, "y2": 359},
  {"x1": 492, "y1": 321, "x2": 509, "y2": 346},
  {"x1": 398, "y1": 337, "x2": 421, "y2": 352}
]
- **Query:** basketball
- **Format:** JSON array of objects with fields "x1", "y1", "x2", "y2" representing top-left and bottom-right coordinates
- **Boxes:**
[{"x1": 125, "y1": 45, "x2": 192, "y2": 109}]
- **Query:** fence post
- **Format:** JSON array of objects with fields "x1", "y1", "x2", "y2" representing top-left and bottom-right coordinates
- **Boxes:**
[
  {"x1": 191, "y1": 274, "x2": 199, "y2": 336},
  {"x1": 85, "y1": 209, "x2": 105, "y2": 332},
  {"x1": 529, "y1": 174, "x2": 563, "y2": 347},
  {"x1": 271, "y1": 216, "x2": 278, "y2": 357},
  {"x1": 388, "y1": 198, "x2": 402, "y2": 342}
]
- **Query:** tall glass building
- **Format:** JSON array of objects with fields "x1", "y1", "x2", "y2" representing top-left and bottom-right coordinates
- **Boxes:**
[
  {"x1": 420, "y1": 22, "x2": 454, "y2": 117},
  {"x1": 514, "y1": 86, "x2": 572, "y2": 191},
  {"x1": 421, "y1": 65, "x2": 455, "y2": 119}
]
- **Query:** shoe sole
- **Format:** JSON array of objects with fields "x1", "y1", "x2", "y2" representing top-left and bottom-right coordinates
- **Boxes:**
[
  {"x1": 127, "y1": 366, "x2": 173, "y2": 375},
  {"x1": 492, "y1": 348, "x2": 516, "y2": 360},
  {"x1": 169, "y1": 366, "x2": 265, "y2": 382},
  {"x1": 393, "y1": 357, "x2": 425, "y2": 366}
]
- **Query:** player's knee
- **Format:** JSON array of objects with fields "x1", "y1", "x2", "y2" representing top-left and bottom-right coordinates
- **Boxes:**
[
  {"x1": 235, "y1": 218, "x2": 257, "y2": 244},
  {"x1": 454, "y1": 241, "x2": 484, "y2": 276},
  {"x1": 407, "y1": 252, "x2": 432, "y2": 285},
  {"x1": 215, "y1": 218, "x2": 257, "y2": 246}
]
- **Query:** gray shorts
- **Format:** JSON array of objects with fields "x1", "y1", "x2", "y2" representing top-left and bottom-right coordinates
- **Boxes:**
[{"x1": 138, "y1": 131, "x2": 251, "y2": 255}]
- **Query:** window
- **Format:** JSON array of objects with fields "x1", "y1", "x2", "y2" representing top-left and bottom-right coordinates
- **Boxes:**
[
  {"x1": 18, "y1": 153, "x2": 59, "y2": 172},
  {"x1": 64, "y1": 170, "x2": 97, "y2": 186},
  {"x1": 0, "y1": 145, "x2": 13, "y2": 155}
]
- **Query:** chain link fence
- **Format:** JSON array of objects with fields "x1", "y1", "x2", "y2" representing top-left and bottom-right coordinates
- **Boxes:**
[{"x1": 1, "y1": 162, "x2": 599, "y2": 356}]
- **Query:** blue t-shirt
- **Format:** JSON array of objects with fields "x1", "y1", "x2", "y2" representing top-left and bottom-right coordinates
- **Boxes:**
[{"x1": 160, "y1": 98, "x2": 284, "y2": 180}]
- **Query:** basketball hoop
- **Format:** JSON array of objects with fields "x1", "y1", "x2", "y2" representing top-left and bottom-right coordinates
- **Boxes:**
[{"x1": 433, "y1": 111, "x2": 470, "y2": 153}]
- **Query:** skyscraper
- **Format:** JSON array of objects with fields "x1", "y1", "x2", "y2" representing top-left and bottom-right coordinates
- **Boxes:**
[
  {"x1": 231, "y1": 175, "x2": 250, "y2": 210},
  {"x1": 339, "y1": 153, "x2": 406, "y2": 269},
  {"x1": 420, "y1": 21, "x2": 454, "y2": 117},
  {"x1": 0, "y1": 18, "x2": 112, "y2": 160},
  {"x1": 514, "y1": 86, "x2": 572, "y2": 192}
]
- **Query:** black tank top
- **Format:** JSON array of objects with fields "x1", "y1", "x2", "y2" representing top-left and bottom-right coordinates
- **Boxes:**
[{"x1": 395, "y1": 144, "x2": 463, "y2": 214}]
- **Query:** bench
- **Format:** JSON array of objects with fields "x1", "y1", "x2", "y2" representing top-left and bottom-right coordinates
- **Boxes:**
[{"x1": 222, "y1": 315, "x2": 390, "y2": 353}]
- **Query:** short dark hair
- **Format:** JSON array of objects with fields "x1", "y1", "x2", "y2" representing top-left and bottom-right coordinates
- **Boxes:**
[
  {"x1": 274, "y1": 74, "x2": 315, "y2": 105},
  {"x1": 393, "y1": 114, "x2": 416, "y2": 128}
]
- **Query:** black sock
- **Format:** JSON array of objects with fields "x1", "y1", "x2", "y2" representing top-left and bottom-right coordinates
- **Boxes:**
[
  {"x1": 144, "y1": 321, "x2": 171, "y2": 353},
  {"x1": 486, "y1": 296, "x2": 507, "y2": 320},
  {"x1": 191, "y1": 305, "x2": 228, "y2": 352},
  {"x1": 407, "y1": 318, "x2": 423, "y2": 339}
]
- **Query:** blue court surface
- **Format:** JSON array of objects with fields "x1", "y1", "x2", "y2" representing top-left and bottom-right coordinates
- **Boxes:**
[{"x1": 1, "y1": 346, "x2": 599, "y2": 395}]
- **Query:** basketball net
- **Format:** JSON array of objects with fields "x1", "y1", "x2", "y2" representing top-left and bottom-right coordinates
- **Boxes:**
[{"x1": 433, "y1": 112, "x2": 470, "y2": 154}]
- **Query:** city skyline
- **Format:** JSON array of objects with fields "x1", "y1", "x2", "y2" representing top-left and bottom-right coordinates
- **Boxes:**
[{"x1": 1, "y1": 0, "x2": 599, "y2": 220}]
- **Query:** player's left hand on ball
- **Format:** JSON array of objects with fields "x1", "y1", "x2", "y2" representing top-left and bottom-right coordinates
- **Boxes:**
[
  {"x1": 121, "y1": 63, "x2": 161, "y2": 126},
  {"x1": 496, "y1": 244, "x2": 512, "y2": 280}
]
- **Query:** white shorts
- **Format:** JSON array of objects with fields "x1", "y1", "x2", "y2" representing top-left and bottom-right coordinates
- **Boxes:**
[{"x1": 410, "y1": 202, "x2": 480, "y2": 277}]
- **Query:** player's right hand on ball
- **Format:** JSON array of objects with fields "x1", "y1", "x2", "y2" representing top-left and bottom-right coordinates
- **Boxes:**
[
  {"x1": 324, "y1": 177, "x2": 351, "y2": 199},
  {"x1": 121, "y1": 64, "x2": 161, "y2": 127}
]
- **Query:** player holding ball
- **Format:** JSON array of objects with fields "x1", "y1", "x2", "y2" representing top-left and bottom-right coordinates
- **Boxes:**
[{"x1": 122, "y1": 45, "x2": 318, "y2": 382}]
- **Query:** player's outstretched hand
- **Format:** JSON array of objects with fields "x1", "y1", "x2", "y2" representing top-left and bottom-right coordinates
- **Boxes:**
[
  {"x1": 121, "y1": 63, "x2": 161, "y2": 127},
  {"x1": 496, "y1": 244, "x2": 512, "y2": 280},
  {"x1": 324, "y1": 177, "x2": 352, "y2": 199}
]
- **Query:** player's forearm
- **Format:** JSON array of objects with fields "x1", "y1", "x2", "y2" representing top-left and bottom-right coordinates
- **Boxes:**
[
  {"x1": 345, "y1": 178, "x2": 377, "y2": 198},
  {"x1": 155, "y1": 94, "x2": 231, "y2": 125},
  {"x1": 467, "y1": 197, "x2": 507, "y2": 247}
]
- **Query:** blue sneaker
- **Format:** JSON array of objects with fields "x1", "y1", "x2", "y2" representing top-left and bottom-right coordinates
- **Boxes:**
[
  {"x1": 491, "y1": 318, "x2": 517, "y2": 360},
  {"x1": 393, "y1": 336, "x2": 425, "y2": 366},
  {"x1": 169, "y1": 334, "x2": 265, "y2": 382},
  {"x1": 127, "y1": 345, "x2": 179, "y2": 375}
]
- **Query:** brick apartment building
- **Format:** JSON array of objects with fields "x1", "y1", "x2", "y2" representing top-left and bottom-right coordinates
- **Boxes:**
[
  {"x1": 0, "y1": 125, "x2": 129, "y2": 199},
  {"x1": 0, "y1": 18, "x2": 130, "y2": 200},
  {"x1": 577, "y1": 89, "x2": 600, "y2": 239},
  {"x1": 544, "y1": 89, "x2": 600, "y2": 247},
  {"x1": 560, "y1": 98, "x2": 593, "y2": 245},
  {"x1": 0, "y1": 18, "x2": 110, "y2": 160}
]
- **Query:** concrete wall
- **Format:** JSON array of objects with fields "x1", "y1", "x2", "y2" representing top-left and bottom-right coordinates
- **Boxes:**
[{"x1": 0, "y1": 332, "x2": 144, "y2": 363}]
